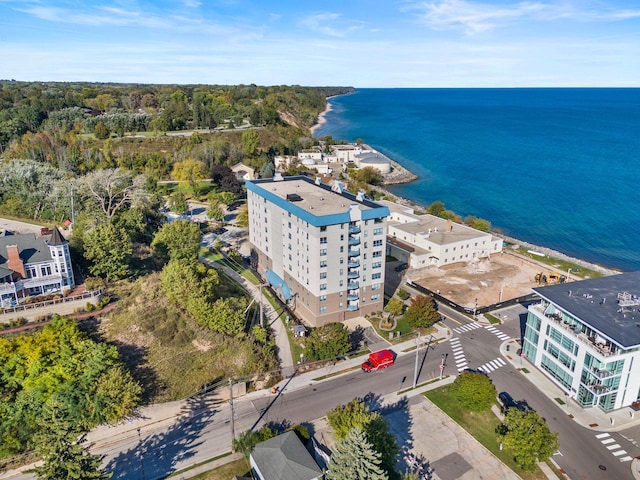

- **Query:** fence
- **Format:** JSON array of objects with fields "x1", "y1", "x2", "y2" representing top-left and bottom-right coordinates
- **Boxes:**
[{"x1": 0, "y1": 290, "x2": 101, "y2": 322}]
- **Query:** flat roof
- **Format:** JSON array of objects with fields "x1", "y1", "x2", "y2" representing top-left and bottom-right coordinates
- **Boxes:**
[
  {"x1": 247, "y1": 176, "x2": 389, "y2": 226},
  {"x1": 534, "y1": 271, "x2": 640, "y2": 348},
  {"x1": 390, "y1": 215, "x2": 488, "y2": 246}
]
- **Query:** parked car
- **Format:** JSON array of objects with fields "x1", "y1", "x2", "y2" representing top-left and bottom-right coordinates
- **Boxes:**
[
  {"x1": 498, "y1": 391, "x2": 526, "y2": 412},
  {"x1": 395, "y1": 262, "x2": 409, "y2": 272}
]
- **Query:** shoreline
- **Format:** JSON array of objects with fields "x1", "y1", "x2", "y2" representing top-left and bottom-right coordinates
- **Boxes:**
[
  {"x1": 310, "y1": 97, "x2": 622, "y2": 277},
  {"x1": 310, "y1": 99, "x2": 334, "y2": 135}
]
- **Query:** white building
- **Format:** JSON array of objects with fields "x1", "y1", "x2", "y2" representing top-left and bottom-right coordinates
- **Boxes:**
[
  {"x1": 0, "y1": 227, "x2": 75, "y2": 307},
  {"x1": 378, "y1": 200, "x2": 502, "y2": 268},
  {"x1": 523, "y1": 272, "x2": 640, "y2": 412},
  {"x1": 246, "y1": 175, "x2": 390, "y2": 327}
]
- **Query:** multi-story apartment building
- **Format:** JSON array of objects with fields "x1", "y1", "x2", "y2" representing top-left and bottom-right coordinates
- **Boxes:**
[
  {"x1": 523, "y1": 271, "x2": 640, "y2": 412},
  {"x1": 378, "y1": 200, "x2": 503, "y2": 268},
  {"x1": 0, "y1": 227, "x2": 75, "y2": 307},
  {"x1": 246, "y1": 175, "x2": 390, "y2": 327}
]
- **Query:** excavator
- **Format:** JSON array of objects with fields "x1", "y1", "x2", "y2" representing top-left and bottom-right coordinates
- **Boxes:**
[{"x1": 535, "y1": 272, "x2": 567, "y2": 285}]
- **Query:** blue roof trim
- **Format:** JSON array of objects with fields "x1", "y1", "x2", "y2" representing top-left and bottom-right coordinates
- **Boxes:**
[
  {"x1": 281, "y1": 282, "x2": 293, "y2": 301},
  {"x1": 246, "y1": 177, "x2": 389, "y2": 227},
  {"x1": 265, "y1": 269, "x2": 284, "y2": 289}
]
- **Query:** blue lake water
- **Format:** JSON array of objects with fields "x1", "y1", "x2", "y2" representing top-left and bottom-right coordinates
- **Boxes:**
[{"x1": 314, "y1": 88, "x2": 640, "y2": 271}]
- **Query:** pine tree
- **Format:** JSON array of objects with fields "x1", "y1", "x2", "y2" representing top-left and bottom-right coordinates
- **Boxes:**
[
  {"x1": 31, "y1": 403, "x2": 111, "y2": 480},
  {"x1": 326, "y1": 427, "x2": 389, "y2": 480}
]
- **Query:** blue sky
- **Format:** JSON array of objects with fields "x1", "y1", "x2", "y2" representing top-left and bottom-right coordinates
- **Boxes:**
[{"x1": 1, "y1": 0, "x2": 639, "y2": 87}]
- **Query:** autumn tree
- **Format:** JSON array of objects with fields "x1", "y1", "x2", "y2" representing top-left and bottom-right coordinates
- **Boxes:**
[
  {"x1": 235, "y1": 205, "x2": 249, "y2": 227},
  {"x1": 206, "y1": 200, "x2": 224, "y2": 223},
  {"x1": 93, "y1": 121, "x2": 110, "y2": 139},
  {"x1": 403, "y1": 294, "x2": 439, "y2": 328},
  {"x1": 385, "y1": 297, "x2": 405, "y2": 319},
  {"x1": 172, "y1": 159, "x2": 207, "y2": 197},
  {"x1": 500, "y1": 409, "x2": 559, "y2": 471},
  {"x1": 326, "y1": 427, "x2": 388, "y2": 480},
  {"x1": 450, "y1": 371, "x2": 496, "y2": 412}
]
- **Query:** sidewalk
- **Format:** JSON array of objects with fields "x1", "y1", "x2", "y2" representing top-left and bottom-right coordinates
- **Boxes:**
[{"x1": 498, "y1": 337, "x2": 640, "y2": 433}]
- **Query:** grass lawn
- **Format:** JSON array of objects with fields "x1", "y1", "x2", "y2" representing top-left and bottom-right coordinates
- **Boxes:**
[
  {"x1": 425, "y1": 384, "x2": 547, "y2": 480},
  {"x1": 513, "y1": 246, "x2": 605, "y2": 278},
  {"x1": 179, "y1": 457, "x2": 251, "y2": 480},
  {"x1": 370, "y1": 314, "x2": 436, "y2": 344},
  {"x1": 484, "y1": 313, "x2": 501, "y2": 324}
]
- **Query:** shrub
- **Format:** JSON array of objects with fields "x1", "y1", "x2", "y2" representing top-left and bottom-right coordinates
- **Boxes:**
[
  {"x1": 397, "y1": 289, "x2": 410, "y2": 300},
  {"x1": 86, "y1": 302, "x2": 96, "y2": 312}
]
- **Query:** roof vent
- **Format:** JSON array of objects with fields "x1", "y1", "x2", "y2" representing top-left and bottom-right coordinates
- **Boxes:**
[
  {"x1": 356, "y1": 191, "x2": 365, "y2": 202},
  {"x1": 331, "y1": 181, "x2": 343, "y2": 194},
  {"x1": 286, "y1": 193, "x2": 303, "y2": 202},
  {"x1": 315, "y1": 177, "x2": 321, "y2": 185},
  {"x1": 273, "y1": 172, "x2": 284, "y2": 182}
]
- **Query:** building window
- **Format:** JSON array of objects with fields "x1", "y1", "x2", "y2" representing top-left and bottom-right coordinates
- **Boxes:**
[
  {"x1": 340, "y1": 246, "x2": 344, "y2": 253},
  {"x1": 320, "y1": 249, "x2": 327, "y2": 256},
  {"x1": 320, "y1": 295, "x2": 327, "y2": 302},
  {"x1": 372, "y1": 262, "x2": 382, "y2": 269},
  {"x1": 320, "y1": 226, "x2": 327, "y2": 232},
  {"x1": 26, "y1": 266, "x2": 36, "y2": 278},
  {"x1": 340, "y1": 258, "x2": 344, "y2": 264},
  {"x1": 320, "y1": 260, "x2": 327, "y2": 268},
  {"x1": 371, "y1": 294, "x2": 380, "y2": 301},
  {"x1": 320, "y1": 237, "x2": 327, "y2": 244},
  {"x1": 372, "y1": 251, "x2": 382, "y2": 258},
  {"x1": 372, "y1": 283, "x2": 381, "y2": 291},
  {"x1": 40, "y1": 265, "x2": 52, "y2": 276},
  {"x1": 373, "y1": 240, "x2": 382, "y2": 247},
  {"x1": 372, "y1": 273, "x2": 381, "y2": 280},
  {"x1": 320, "y1": 284, "x2": 327, "y2": 291},
  {"x1": 320, "y1": 306, "x2": 327, "y2": 314},
  {"x1": 340, "y1": 234, "x2": 344, "y2": 241},
  {"x1": 320, "y1": 272, "x2": 327, "y2": 279},
  {"x1": 339, "y1": 280, "x2": 344, "y2": 286},
  {"x1": 373, "y1": 228, "x2": 383, "y2": 235}
]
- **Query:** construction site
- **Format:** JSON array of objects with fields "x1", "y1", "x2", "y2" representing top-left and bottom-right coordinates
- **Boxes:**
[{"x1": 407, "y1": 248, "x2": 572, "y2": 310}]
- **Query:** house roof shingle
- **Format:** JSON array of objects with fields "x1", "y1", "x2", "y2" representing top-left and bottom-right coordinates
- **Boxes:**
[{"x1": 251, "y1": 431, "x2": 322, "y2": 480}]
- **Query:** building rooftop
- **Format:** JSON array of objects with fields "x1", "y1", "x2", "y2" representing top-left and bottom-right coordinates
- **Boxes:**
[
  {"x1": 534, "y1": 271, "x2": 640, "y2": 348},
  {"x1": 0, "y1": 233, "x2": 52, "y2": 268},
  {"x1": 247, "y1": 176, "x2": 389, "y2": 225},
  {"x1": 390, "y1": 215, "x2": 487, "y2": 246},
  {"x1": 251, "y1": 431, "x2": 322, "y2": 480}
]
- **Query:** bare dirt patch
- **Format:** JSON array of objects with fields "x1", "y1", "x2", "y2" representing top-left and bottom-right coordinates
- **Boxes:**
[{"x1": 408, "y1": 251, "x2": 554, "y2": 309}]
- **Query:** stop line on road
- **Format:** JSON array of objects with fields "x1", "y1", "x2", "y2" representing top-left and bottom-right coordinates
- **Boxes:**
[
  {"x1": 484, "y1": 325, "x2": 511, "y2": 341},
  {"x1": 452, "y1": 323, "x2": 481, "y2": 335}
]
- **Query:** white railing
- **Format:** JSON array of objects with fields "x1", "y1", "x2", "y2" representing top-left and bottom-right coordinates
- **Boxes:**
[{"x1": 0, "y1": 290, "x2": 101, "y2": 316}]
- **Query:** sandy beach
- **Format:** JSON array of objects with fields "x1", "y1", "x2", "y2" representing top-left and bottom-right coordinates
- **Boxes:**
[{"x1": 310, "y1": 101, "x2": 333, "y2": 135}]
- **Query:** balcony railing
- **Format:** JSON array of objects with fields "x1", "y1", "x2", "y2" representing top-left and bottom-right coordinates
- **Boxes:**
[
  {"x1": 347, "y1": 294, "x2": 359, "y2": 301},
  {"x1": 348, "y1": 260, "x2": 360, "y2": 269},
  {"x1": 347, "y1": 271, "x2": 360, "y2": 279},
  {"x1": 349, "y1": 226, "x2": 361, "y2": 234},
  {"x1": 347, "y1": 303, "x2": 359, "y2": 311},
  {"x1": 347, "y1": 282, "x2": 359, "y2": 290},
  {"x1": 582, "y1": 382, "x2": 612, "y2": 395},
  {"x1": 348, "y1": 237, "x2": 361, "y2": 246},
  {"x1": 348, "y1": 249, "x2": 360, "y2": 257},
  {"x1": 591, "y1": 367, "x2": 615, "y2": 379}
]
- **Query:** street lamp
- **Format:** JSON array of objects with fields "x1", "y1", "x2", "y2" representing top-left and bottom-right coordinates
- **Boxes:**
[
  {"x1": 439, "y1": 354, "x2": 445, "y2": 380},
  {"x1": 413, "y1": 333, "x2": 421, "y2": 388}
]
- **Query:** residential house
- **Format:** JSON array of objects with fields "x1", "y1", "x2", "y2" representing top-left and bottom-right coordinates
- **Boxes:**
[{"x1": 250, "y1": 431, "x2": 323, "y2": 480}]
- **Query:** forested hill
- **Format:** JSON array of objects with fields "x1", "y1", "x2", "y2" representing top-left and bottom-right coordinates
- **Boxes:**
[{"x1": 0, "y1": 81, "x2": 354, "y2": 146}]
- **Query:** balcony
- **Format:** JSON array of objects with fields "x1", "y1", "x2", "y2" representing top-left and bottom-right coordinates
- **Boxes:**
[
  {"x1": 583, "y1": 382, "x2": 612, "y2": 396},
  {"x1": 0, "y1": 282, "x2": 21, "y2": 295},
  {"x1": 348, "y1": 237, "x2": 361, "y2": 246},
  {"x1": 347, "y1": 303, "x2": 359, "y2": 311},
  {"x1": 347, "y1": 293, "x2": 359, "y2": 301},
  {"x1": 348, "y1": 249, "x2": 360, "y2": 257},
  {"x1": 347, "y1": 281, "x2": 359, "y2": 290},
  {"x1": 348, "y1": 260, "x2": 360, "y2": 269},
  {"x1": 349, "y1": 225, "x2": 361, "y2": 234},
  {"x1": 347, "y1": 271, "x2": 360, "y2": 280},
  {"x1": 591, "y1": 367, "x2": 615, "y2": 379}
]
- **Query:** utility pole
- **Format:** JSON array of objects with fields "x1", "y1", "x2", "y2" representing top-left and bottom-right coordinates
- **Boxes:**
[
  {"x1": 229, "y1": 378, "x2": 235, "y2": 446},
  {"x1": 439, "y1": 354, "x2": 445, "y2": 380},
  {"x1": 413, "y1": 333, "x2": 421, "y2": 389},
  {"x1": 259, "y1": 284, "x2": 264, "y2": 328},
  {"x1": 70, "y1": 185, "x2": 75, "y2": 225}
]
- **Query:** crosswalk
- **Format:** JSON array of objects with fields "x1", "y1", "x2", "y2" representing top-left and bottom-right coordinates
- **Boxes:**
[
  {"x1": 484, "y1": 325, "x2": 511, "y2": 341},
  {"x1": 449, "y1": 337, "x2": 468, "y2": 371},
  {"x1": 477, "y1": 357, "x2": 507, "y2": 373},
  {"x1": 452, "y1": 323, "x2": 482, "y2": 335},
  {"x1": 595, "y1": 433, "x2": 634, "y2": 462}
]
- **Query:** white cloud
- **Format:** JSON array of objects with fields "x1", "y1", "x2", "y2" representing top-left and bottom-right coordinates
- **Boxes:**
[
  {"x1": 299, "y1": 12, "x2": 345, "y2": 37},
  {"x1": 407, "y1": 0, "x2": 640, "y2": 35},
  {"x1": 183, "y1": 0, "x2": 201, "y2": 7}
]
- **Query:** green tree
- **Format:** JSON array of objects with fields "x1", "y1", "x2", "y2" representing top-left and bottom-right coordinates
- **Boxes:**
[
  {"x1": 403, "y1": 294, "x2": 439, "y2": 328},
  {"x1": 151, "y1": 220, "x2": 202, "y2": 263},
  {"x1": 83, "y1": 222, "x2": 132, "y2": 281},
  {"x1": 202, "y1": 297, "x2": 247, "y2": 335},
  {"x1": 500, "y1": 409, "x2": 559, "y2": 471},
  {"x1": 351, "y1": 166, "x2": 383, "y2": 185},
  {"x1": 232, "y1": 425, "x2": 276, "y2": 458},
  {"x1": 464, "y1": 215, "x2": 491, "y2": 232},
  {"x1": 450, "y1": 371, "x2": 496, "y2": 412},
  {"x1": 326, "y1": 427, "x2": 388, "y2": 480},
  {"x1": 306, "y1": 322, "x2": 350, "y2": 360},
  {"x1": 32, "y1": 403, "x2": 111, "y2": 480},
  {"x1": 241, "y1": 129, "x2": 259, "y2": 158},
  {"x1": 216, "y1": 191, "x2": 236, "y2": 207},
  {"x1": 206, "y1": 201, "x2": 224, "y2": 223},
  {"x1": 426, "y1": 201, "x2": 446, "y2": 217},
  {"x1": 169, "y1": 192, "x2": 188, "y2": 215},
  {"x1": 385, "y1": 297, "x2": 404, "y2": 319},
  {"x1": 327, "y1": 398, "x2": 399, "y2": 478},
  {"x1": 93, "y1": 121, "x2": 110, "y2": 139}
]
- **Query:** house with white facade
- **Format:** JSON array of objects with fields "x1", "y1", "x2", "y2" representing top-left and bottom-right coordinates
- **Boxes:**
[
  {"x1": 378, "y1": 200, "x2": 502, "y2": 268},
  {"x1": 231, "y1": 162, "x2": 255, "y2": 181},
  {"x1": 523, "y1": 272, "x2": 640, "y2": 412},
  {"x1": 247, "y1": 175, "x2": 390, "y2": 327},
  {"x1": 0, "y1": 227, "x2": 75, "y2": 307}
]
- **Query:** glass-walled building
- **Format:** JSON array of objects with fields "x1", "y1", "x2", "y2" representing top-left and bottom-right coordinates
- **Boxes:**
[{"x1": 523, "y1": 271, "x2": 640, "y2": 412}]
